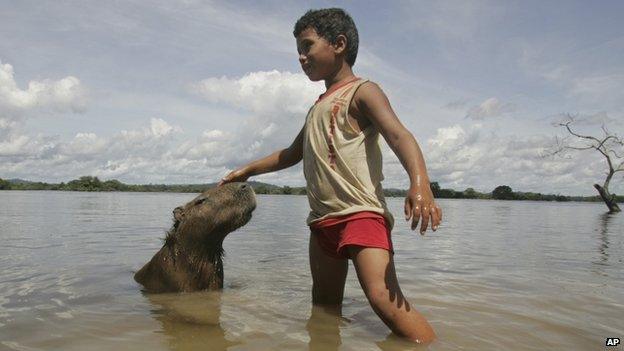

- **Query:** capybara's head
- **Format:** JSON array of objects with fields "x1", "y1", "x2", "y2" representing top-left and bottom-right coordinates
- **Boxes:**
[{"x1": 167, "y1": 182, "x2": 256, "y2": 251}]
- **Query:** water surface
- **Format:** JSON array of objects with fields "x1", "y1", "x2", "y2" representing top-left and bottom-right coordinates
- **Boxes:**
[{"x1": 0, "y1": 191, "x2": 622, "y2": 350}]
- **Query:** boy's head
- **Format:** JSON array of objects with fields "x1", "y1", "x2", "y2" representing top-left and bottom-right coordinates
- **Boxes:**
[{"x1": 293, "y1": 8, "x2": 359, "y2": 67}]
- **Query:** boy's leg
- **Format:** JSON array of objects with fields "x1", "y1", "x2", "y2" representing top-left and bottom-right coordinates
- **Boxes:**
[
  {"x1": 306, "y1": 304, "x2": 343, "y2": 350},
  {"x1": 309, "y1": 234, "x2": 348, "y2": 305},
  {"x1": 348, "y1": 246, "x2": 436, "y2": 343}
]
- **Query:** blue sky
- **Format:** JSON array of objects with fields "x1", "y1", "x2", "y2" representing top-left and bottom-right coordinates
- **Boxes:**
[{"x1": 1, "y1": 0, "x2": 623, "y2": 195}]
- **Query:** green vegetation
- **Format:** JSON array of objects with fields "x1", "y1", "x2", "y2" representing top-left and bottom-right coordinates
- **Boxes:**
[
  {"x1": 492, "y1": 185, "x2": 515, "y2": 200},
  {"x1": 0, "y1": 176, "x2": 620, "y2": 203},
  {"x1": 0, "y1": 176, "x2": 304, "y2": 195},
  {"x1": 0, "y1": 178, "x2": 10, "y2": 190}
]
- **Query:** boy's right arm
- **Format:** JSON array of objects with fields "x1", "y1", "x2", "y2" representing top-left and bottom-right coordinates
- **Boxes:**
[{"x1": 218, "y1": 126, "x2": 304, "y2": 186}]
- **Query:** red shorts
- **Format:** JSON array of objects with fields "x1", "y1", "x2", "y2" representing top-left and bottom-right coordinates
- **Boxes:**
[{"x1": 310, "y1": 211, "x2": 393, "y2": 259}]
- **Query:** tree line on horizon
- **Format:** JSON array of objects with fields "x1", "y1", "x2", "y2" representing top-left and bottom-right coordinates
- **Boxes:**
[{"x1": 0, "y1": 176, "x2": 620, "y2": 203}]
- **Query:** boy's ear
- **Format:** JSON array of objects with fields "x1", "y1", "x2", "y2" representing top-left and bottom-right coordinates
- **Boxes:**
[{"x1": 334, "y1": 34, "x2": 348, "y2": 55}]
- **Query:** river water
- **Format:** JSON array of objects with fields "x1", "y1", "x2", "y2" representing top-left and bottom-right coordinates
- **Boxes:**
[{"x1": 0, "y1": 191, "x2": 622, "y2": 350}]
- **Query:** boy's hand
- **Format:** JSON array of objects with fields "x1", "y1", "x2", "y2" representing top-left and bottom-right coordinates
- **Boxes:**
[
  {"x1": 404, "y1": 185, "x2": 442, "y2": 235},
  {"x1": 218, "y1": 168, "x2": 249, "y2": 186}
]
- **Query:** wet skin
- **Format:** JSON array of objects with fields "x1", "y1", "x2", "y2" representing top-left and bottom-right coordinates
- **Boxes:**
[
  {"x1": 295, "y1": 27, "x2": 442, "y2": 233},
  {"x1": 220, "y1": 26, "x2": 441, "y2": 343},
  {"x1": 134, "y1": 182, "x2": 256, "y2": 293}
]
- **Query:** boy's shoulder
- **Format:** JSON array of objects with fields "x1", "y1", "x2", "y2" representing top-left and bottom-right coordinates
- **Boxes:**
[{"x1": 353, "y1": 79, "x2": 390, "y2": 109}]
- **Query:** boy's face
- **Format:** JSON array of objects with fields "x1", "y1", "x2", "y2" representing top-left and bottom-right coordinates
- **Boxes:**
[{"x1": 296, "y1": 28, "x2": 340, "y2": 82}]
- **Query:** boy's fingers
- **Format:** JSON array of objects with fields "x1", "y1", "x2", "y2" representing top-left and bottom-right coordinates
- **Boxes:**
[
  {"x1": 411, "y1": 216, "x2": 419, "y2": 231},
  {"x1": 431, "y1": 206, "x2": 440, "y2": 231},
  {"x1": 420, "y1": 207, "x2": 430, "y2": 235},
  {"x1": 411, "y1": 205, "x2": 421, "y2": 230},
  {"x1": 404, "y1": 200, "x2": 411, "y2": 221}
]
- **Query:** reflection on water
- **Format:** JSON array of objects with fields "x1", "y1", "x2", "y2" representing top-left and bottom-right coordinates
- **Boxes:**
[
  {"x1": 590, "y1": 212, "x2": 619, "y2": 278},
  {"x1": 306, "y1": 305, "x2": 345, "y2": 351},
  {"x1": 0, "y1": 191, "x2": 623, "y2": 350},
  {"x1": 376, "y1": 334, "x2": 430, "y2": 351},
  {"x1": 597, "y1": 213, "x2": 612, "y2": 264},
  {"x1": 146, "y1": 292, "x2": 241, "y2": 351},
  {"x1": 147, "y1": 293, "x2": 429, "y2": 351}
]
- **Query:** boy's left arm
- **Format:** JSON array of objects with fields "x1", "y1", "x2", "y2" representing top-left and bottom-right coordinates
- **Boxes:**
[{"x1": 355, "y1": 82, "x2": 442, "y2": 234}]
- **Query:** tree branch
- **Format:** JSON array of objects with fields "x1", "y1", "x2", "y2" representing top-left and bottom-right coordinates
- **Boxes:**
[
  {"x1": 564, "y1": 145, "x2": 595, "y2": 151},
  {"x1": 559, "y1": 120, "x2": 600, "y2": 143},
  {"x1": 610, "y1": 149, "x2": 623, "y2": 158}
]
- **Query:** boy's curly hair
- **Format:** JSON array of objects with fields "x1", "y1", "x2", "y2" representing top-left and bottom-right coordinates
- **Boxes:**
[{"x1": 293, "y1": 8, "x2": 359, "y2": 67}]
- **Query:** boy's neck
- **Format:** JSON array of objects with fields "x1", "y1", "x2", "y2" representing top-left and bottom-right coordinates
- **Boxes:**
[{"x1": 324, "y1": 63, "x2": 356, "y2": 90}]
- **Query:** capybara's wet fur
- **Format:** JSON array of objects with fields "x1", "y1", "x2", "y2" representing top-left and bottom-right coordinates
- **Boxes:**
[{"x1": 134, "y1": 182, "x2": 256, "y2": 293}]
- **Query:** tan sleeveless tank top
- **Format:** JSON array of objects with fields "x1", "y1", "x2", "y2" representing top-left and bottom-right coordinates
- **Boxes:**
[{"x1": 303, "y1": 78, "x2": 394, "y2": 230}]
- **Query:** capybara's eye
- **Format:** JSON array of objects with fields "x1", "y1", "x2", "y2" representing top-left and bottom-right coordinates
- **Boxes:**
[{"x1": 193, "y1": 197, "x2": 208, "y2": 206}]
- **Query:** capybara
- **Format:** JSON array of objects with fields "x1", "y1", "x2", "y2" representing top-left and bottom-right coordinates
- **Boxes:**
[{"x1": 134, "y1": 182, "x2": 256, "y2": 293}]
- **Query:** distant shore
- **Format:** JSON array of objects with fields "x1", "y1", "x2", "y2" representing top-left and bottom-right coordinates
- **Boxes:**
[{"x1": 0, "y1": 176, "x2": 620, "y2": 203}]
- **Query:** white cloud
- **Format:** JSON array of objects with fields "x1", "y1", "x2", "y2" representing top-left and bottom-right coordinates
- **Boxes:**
[
  {"x1": 149, "y1": 117, "x2": 180, "y2": 137},
  {"x1": 174, "y1": 128, "x2": 234, "y2": 161},
  {"x1": 1, "y1": 68, "x2": 322, "y2": 185},
  {"x1": 61, "y1": 133, "x2": 108, "y2": 156},
  {"x1": 0, "y1": 134, "x2": 32, "y2": 156},
  {"x1": 0, "y1": 59, "x2": 88, "y2": 159},
  {"x1": 466, "y1": 97, "x2": 515, "y2": 119},
  {"x1": 190, "y1": 70, "x2": 323, "y2": 115},
  {"x1": 0, "y1": 117, "x2": 191, "y2": 183},
  {"x1": 1, "y1": 59, "x2": 620, "y2": 195},
  {"x1": 188, "y1": 70, "x2": 324, "y2": 166},
  {"x1": 201, "y1": 129, "x2": 229, "y2": 140},
  {"x1": 105, "y1": 118, "x2": 182, "y2": 159},
  {"x1": 0, "y1": 60, "x2": 190, "y2": 182},
  {"x1": 423, "y1": 124, "x2": 617, "y2": 195},
  {"x1": 0, "y1": 60, "x2": 86, "y2": 114}
]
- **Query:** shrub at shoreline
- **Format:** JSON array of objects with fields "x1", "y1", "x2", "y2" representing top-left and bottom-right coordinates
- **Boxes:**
[{"x1": 0, "y1": 176, "x2": 620, "y2": 203}]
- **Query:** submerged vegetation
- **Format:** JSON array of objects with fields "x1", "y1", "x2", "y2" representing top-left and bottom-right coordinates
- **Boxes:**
[{"x1": 0, "y1": 176, "x2": 621, "y2": 203}]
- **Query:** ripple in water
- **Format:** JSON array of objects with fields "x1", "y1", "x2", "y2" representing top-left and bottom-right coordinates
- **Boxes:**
[{"x1": 0, "y1": 191, "x2": 622, "y2": 350}]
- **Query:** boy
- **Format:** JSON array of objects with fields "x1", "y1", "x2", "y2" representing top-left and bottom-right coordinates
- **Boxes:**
[{"x1": 219, "y1": 8, "x2": 441, "y2": 343}]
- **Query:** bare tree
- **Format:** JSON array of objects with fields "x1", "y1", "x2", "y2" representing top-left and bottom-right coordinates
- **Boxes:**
[{"x1": 550, "y1": 114, "x2": 622, "y2": 213}]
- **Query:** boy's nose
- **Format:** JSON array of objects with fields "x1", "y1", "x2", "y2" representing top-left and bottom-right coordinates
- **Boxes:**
[{"x1": 298, "y1": 54, "x2": 307, "y2": 64}]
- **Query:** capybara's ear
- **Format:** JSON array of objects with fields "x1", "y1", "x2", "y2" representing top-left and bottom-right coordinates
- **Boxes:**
[{"x1": 173, "y1": 206, "x2": 184, "y2": 222}]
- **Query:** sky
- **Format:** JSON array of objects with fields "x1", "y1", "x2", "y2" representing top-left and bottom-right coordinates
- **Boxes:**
[{"x1": 1, "y1": 0, "x2": 623, "y2": 195}]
